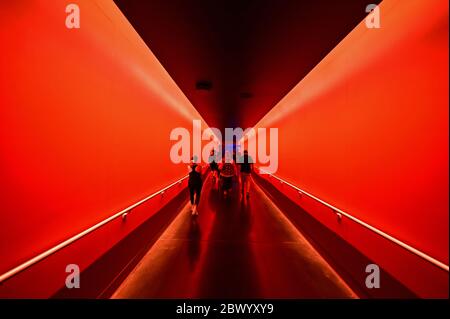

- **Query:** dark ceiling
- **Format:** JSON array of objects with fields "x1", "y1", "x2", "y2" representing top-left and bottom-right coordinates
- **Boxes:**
[{"x1": 114, "y1": 0, "x2": 380, "y2": 131}]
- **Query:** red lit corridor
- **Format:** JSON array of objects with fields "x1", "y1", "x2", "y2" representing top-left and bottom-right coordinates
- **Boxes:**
[
  {"x1": 112, "y1": 176, "x2": 356, "y2": 299},
  {"x1": 0, "y1": 0, "x2": 448, "y2": 299}
]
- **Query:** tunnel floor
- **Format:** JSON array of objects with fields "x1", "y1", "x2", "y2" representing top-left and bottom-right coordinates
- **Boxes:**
[{"x1": 112, "y1": 175, "x2": 357, "y2": 299}]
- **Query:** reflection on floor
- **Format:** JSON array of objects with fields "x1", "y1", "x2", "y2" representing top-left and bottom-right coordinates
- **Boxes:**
[{"x1": 112, "y1": 174, "x2": 357, "y2": 298}]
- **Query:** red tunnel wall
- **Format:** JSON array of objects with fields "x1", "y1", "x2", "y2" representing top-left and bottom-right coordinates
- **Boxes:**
[
  {"x1": 0, "y1": 0, "x2": 207, "y2": 297},
  {"x1": 247, "y1": 0, "x2": 448, "y2": 297}
]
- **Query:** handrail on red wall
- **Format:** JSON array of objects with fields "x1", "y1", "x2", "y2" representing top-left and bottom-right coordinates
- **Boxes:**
[
  {"x1": 257, "y1": 168, "x2": 449, "y2": 273},
  {"x1": 0, "y1": 175, "x2": 189, "y2": 284},
  {"x1": 1, "y1": 167, "x2": 447, "y2": 287}
]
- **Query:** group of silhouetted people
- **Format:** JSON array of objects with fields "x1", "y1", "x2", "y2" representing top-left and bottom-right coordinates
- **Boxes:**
[{"x1": 187, "y1": 149, "x2": 253, "y2": 215}]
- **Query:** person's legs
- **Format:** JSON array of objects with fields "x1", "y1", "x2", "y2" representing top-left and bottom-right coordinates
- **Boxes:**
[
  {"x1": 210, "y1": 167, "x2": 215, "y2": 182},
  {"x1": 241, "y1": 173, "x2": 246, "y2": 194},
  {"x1": 189, "y1": 186, "x2": 196, "y2": 214},
  {"x1": 189, "y1": 187, "x2": 195, "y2": 205},
  {"x1": 241, "y1": 173, "x2": 250, "y2": 197},
  {"x1": 195, "y1": 184, "x2": 202, "y2": 205},
  {"x1": 245, "y1": 173, "x2": 251, "y2": 196},
  {"x1": 192, "y1": 184, "x2": 202, "y2": 215},
  {"x1": 223, "y1": 177, "x2": 231, "y2": 197}
]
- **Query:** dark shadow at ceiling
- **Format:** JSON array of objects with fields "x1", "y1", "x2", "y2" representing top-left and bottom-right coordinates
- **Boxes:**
[{"x1": 114, "y1": 0, "x2": 381, "y2": 131}]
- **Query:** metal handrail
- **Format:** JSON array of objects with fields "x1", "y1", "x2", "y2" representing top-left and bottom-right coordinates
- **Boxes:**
[
  {"x1": 258, "y1": 168, "x2": 449, "y2": 272},
  {"x1": 0, "y1": 175, "x2": 189, "y2": 284}
]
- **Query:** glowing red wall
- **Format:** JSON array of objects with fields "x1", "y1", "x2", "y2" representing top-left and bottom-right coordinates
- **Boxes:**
[
  {"x1": 249, "y1": 0, "x2": 448, "y2": 297},
  {"x1": 0, "y1": 0, "x2": 207, "y2": 297}
]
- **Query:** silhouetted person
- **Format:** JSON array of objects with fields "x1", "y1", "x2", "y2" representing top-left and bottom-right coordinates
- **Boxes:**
[
  {"x1": 188, "y1": 156, "x2": 203, "y2": 215},
  {"x1": 239, "y1": 150, "x2": 253, "y2": 198},
  {"x1": 219, "y1": 151, "x2": 236, "y2": 198},
  {"x1": 208, "y1": 149, "x2": 219, "y2": 188}
]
